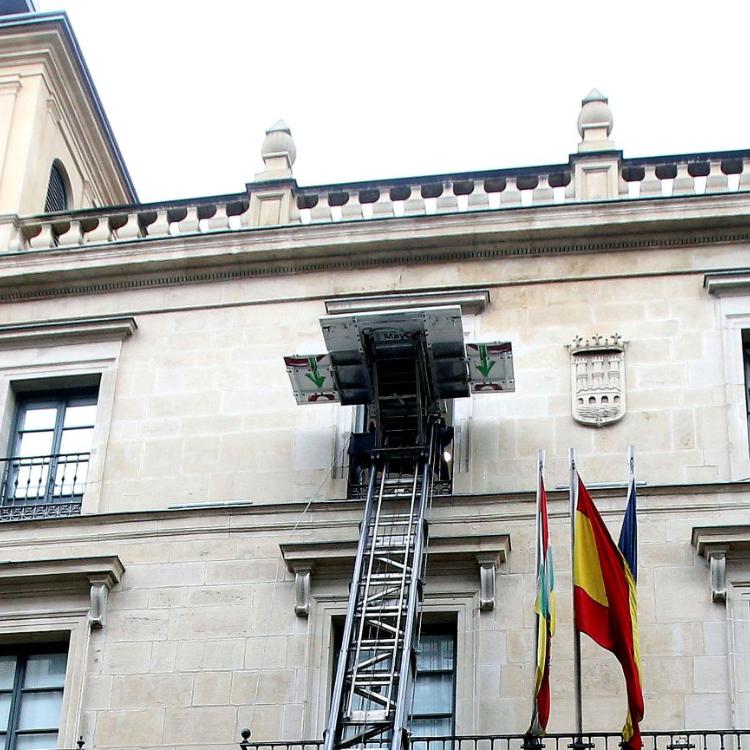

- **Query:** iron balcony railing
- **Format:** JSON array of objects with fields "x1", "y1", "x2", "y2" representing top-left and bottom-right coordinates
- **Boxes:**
[
  {"x1": 0, "y1": 452, "x2": 89, "y2": 521},
  {"x1": 240, "y1": 731, "x2": 750, "y2": 750}
]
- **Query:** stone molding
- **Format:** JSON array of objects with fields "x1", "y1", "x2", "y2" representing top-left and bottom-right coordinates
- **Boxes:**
[
  {"x1": 0, "y1": 554, "x2": 124, "y2": 627},
  {"x1": 0, "y1": 315, "x2": 136, "y2": 349},
  {"x1": 704, "y1": 269, "x2": 750, "y2": 296},
  {"x1": 280, "y1": 533, "x2": 510, "y2": 616},
  {"x1": 692, "y1": 525, "x2": 750, "y2": 603},
  {"x1": 325, "y1": 289, "x2": 490, "y2": 316}
]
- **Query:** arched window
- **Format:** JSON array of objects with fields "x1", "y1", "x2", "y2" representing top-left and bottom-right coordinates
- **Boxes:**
[{"x1": 43, "y1": 160, "x2": 69, "y2": 213}]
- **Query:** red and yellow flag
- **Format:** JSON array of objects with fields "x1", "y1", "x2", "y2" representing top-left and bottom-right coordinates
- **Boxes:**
[{"x1": 573, "y1": 477, "x2": 643, "y2": 750}]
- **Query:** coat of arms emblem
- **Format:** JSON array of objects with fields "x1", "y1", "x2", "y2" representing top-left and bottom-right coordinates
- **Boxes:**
[{"x1": 568, "y1": 333, "x2": 626, "y2": 427}]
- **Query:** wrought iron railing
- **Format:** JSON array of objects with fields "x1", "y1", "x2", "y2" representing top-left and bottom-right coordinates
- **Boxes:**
[
  {"x1": 0, "y1": 452, "x2": 88, "y2": 521},
  {"x1": 240, "y1": 731, "x2": 750, "y2": 750}
]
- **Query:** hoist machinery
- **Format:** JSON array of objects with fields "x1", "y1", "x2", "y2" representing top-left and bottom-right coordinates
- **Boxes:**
[{"x1": 284, "y1": 306, "x2": 514, "y2": 750}]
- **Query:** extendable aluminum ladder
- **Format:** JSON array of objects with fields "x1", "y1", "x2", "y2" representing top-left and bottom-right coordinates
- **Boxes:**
[{"x1": 325, "y1": 331, "x2": 440, "y2": 750}]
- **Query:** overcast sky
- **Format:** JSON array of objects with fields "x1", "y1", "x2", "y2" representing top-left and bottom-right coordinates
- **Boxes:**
[{"x1": 36, "y1": 0, "x2": 750, "y2": 203}]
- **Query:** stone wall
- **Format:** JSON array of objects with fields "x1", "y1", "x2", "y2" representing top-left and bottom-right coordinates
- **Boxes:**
[{"x1": 0, "y1": 486, "x2": 744, "y2": 747}]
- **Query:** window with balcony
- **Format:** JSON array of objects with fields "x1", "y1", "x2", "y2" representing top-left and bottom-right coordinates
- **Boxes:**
[
  {"x1": 1, "y1": 389, "x2": 97, "y2": 521},
  {"x1": 0, "y1": 646, "x2": 67, "y2": 750}
]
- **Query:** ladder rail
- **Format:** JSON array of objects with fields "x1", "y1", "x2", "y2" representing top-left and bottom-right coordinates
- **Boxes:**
[
  {"x1": 391, "y1": 424, "x2": 436, "y2": 750},
  {"x1": 323, "y1": 461, "x2": 380, "y2": 750},
  {"x1": 345, "y1": 466, "x2": 390, "y2": 716}
]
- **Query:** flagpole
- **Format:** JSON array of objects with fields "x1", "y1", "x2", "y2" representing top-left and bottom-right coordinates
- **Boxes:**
[
  {"x1": 531, "y1": 449, "x2": 544, "y2": 730},
  {"x1": 628, "y1": 444, "x2": 635, "y2": 488},
  {"x1": 569, "y1": 448, "x2": 583, "y2": 738}
]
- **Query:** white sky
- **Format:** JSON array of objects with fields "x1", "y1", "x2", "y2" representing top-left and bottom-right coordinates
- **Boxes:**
[{"x1": 36, "y1": 0, "x2": 750, "y2": 203}]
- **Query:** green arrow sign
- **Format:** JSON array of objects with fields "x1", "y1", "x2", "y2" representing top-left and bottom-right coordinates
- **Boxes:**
[
  {"x1": 305, "y1": 356, "x2": 326, "y2": 388},
  {"x1": 476, "y1": 344, "x2": 496, "y2": 378}
]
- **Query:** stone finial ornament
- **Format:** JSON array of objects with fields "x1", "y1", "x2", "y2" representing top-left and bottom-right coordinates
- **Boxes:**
[
  {"x1": 261, "y1": 119, "x2": 296, "y2": 166},
  {"x1": 577, "y1": 88, "x2": 615, "y2": 153}
]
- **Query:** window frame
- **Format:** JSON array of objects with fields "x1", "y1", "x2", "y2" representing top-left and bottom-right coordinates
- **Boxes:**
[
  {"x1": 3, "y1": 388, "x2": 98, "y2": 510},
  {"x1": 0, "y1": 644, "x2": 68, "y2": 750}
]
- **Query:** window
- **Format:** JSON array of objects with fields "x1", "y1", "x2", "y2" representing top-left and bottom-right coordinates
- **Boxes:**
[
  {"x1": 331, "y1": 621, "x2": 456, "y2": 743},
  {"x1": 410, "y1": 626, "x2": 456, "y2": 741},
  {"x1": 43, "y1": 162, "x2": 69, "y2": 214},
  {"x1": 0, "y1": 647, "x2": 67, "y2": 750},
  {"x1": 1, "y1": 389, "x2": 97, "y2": 519},
  {"x1": 744, "y1": 333, "x2": 750, "y2": 447}
]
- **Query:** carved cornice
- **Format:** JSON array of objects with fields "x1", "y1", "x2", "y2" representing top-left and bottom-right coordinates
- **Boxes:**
[
  {"x1": 704, "y1": 269, "x2": 750, "y2": 296},
  {"x1": 0, "y1": 315, "x2": 136, "y2": 349},
  {"x1": 0, "y1": 555, "x2": 124, "y2": 627}
]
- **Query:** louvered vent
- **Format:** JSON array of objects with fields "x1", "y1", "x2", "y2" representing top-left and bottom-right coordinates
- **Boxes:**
[{"x1": 44, "y1": 162, "x2": 68, "y2": 213}]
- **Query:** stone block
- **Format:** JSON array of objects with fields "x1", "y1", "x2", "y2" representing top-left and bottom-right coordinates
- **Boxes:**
[
  {"x1": 150, "y1": 642, "x2": 177, "y2": 673},
  {"x1": 693, "y1": 655, "x2": 729, "y2": 693},
  {"x1": 95, "y1": 708, "x2": 165, "y2": 747},
  {"x1": 123, "y1": 562, "x2": 205, "y2": 589},
  {"x1": 163, "y1": 705, "x2": 238, "y2": 744},
  {"x1": 478, "y1": 631, "x2": 507, "y2": 666},
  {"x1": 102, "y1": 642, "x2": 152, "y2": 675},
  {"x1": 175, "y1": 639, "x2": 245, "y2": 672},
  {"x1": 245, "y1": 636, "x2": 287, "y2": 670},
  {"x1": 83, "y1": 674, "x2": 112, "y2": 711},
  {"x1": 702, "y1": 622, "x2": 728, "y2": 656},
  {"x1": 684, "y1": 693, "x2": 731, "y2": 728},
  {"x1": 192, "y1": 671, "x2": 232, "y2": 705},
  {"x1": 110, "y1": 673, "x2": 193, "y2": 709}
]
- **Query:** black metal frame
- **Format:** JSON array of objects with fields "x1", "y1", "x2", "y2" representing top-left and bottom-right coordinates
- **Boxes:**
[{"x1": 243, "y1": 730, "x2": 750, "y2": 750}]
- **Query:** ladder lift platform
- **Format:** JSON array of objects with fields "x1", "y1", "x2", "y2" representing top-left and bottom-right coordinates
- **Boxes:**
[
  {"x1": 284, "y1": 305, "x2": 514, "y2": 406},
  {"x1": 283, "y1": 305, "x2": 515, "y2": 750}
]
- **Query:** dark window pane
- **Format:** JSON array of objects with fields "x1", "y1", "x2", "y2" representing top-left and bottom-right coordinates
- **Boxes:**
[
  {"x1": 0, "y1": 656, "x2": 16, "y2": 690},
  {"x1": 23, "y1": 654, "x2": 66, "y2": 689},
  {"x1": 62, "y1": 405, "x2": 97, "y2": 429},
  {"x1": 0, "y1": 693, "x2": 11, "y2": 730},
  {"x1": 20, "y1": 409, "x2": 57, "y2": 432},
  {"x1": 412, "y1": 672, "x2": 453, "y2": 715},
  {"x1": 15, "y1": 732, "x2": 59, "y2": 750},
  {"x1": 18, "y1": 690, "x2": 64, "y2": 730}
]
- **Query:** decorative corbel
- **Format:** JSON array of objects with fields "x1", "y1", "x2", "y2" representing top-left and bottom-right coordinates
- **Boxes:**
[
  {"x1": 292, "y1": 563, "x2": 314, "y2": 617},
  {"x1": 706, "y1": 546, "x2": 728, "y2": 604},
  {"x1": 88, "y1": 574, "x2": 114, "y2": 628},
  {"x1": 476, "y1": 553, "x2": 500, "y2": 611}
]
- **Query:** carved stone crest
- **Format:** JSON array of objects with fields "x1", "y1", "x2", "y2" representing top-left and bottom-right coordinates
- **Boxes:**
[{"x1": 568, "y1": 333, "x2": 627, "y2": 427}]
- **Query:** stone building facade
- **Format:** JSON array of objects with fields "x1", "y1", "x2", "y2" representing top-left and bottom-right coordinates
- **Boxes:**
[{"x1": 0, "y1": 5, "x2": 749, "y2": 750}]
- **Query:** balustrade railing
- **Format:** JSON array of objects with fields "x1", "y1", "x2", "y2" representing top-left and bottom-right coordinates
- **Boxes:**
[
  {"x1": 241, "y1": 731, "x2": 749, "y2": 750},
  {"x1": 3, "y1": 150, "x2": 750, "y2": 253},
  {"x1": 0, "y1": 452, "x2": 88, "y2": 521}
]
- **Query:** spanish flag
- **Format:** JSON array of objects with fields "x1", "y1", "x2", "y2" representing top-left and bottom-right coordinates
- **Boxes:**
[
  {"x1": 528, "y1": 470, "x2": 555, "y2": 735},
  {"x1": 573, "y1": 477, "x2": 643, "y2": 750}
]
